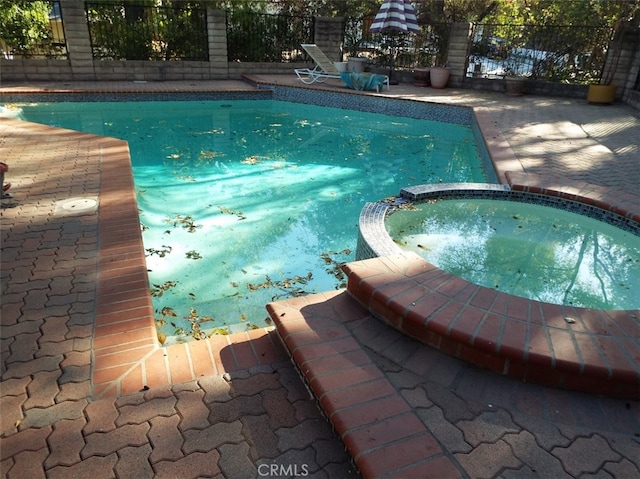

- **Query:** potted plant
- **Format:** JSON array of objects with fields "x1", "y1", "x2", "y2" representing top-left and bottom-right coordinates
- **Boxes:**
[
  {"x1": 587, "y1": 19, "x2": 626, "y2": 104},
  {"x1": 429, "y1": 65, "x2": 450, "y2": 88},
  {"x1": 428, "y1": 23, "x2": 452, "y2": 89}
]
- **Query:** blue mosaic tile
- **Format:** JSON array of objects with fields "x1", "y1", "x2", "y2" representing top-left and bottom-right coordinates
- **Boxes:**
[
  {"x1": 272, "y1": 86, "x2": 473, "y2": 125},
  {"x1": 356, "y1": 184, "x2": 640, "y2": 259},
  {"x1": 0, "y1": 91, "x2": 270, "y2": 103}
]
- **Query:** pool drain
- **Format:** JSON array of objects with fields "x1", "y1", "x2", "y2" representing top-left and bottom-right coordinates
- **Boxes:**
[{"x1": 54, "y1": 197, "x2": 98, "y2": 216}]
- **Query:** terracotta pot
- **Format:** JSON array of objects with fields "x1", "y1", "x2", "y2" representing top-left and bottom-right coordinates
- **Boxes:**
[
  {"x1": 429, "y1": 67, "x2": 450, "y2": 89},
  {"x1": 587, "y1": 84, "x2": 617, "y2": 104}
]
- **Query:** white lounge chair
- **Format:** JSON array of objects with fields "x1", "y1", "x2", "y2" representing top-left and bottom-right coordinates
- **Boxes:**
[
  {"x1": 295, "y1": 44, "x2": 390, "y2": 92},
  {"x1": 295, "y1": 44, "x2": 343, "y2": 85}
]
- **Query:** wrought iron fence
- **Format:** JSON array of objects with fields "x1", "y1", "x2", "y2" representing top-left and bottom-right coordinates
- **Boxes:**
[
  {"x1": 0, "y1": 0, "x2": 67, "y2": 59},
  {"x1": 468, "y1": 23, "x2": 615, "y2": 84},
  {"x1": 344, "y1": 16, "x2": 449, "y2": 71},
  {"x1": 226, "y1": 9, "x2": 313, "y2": 62},
  {"x1": 85, "y1": 1, "x2": 208, "y2": 61}
]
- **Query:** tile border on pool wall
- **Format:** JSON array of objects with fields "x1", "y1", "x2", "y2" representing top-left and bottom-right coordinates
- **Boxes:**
[
  {"x1": 271, "y1": 85, "x2": 499, "y2": 184},
  {"x1": 272, "y1": 85, "x2": 474, "y2": 124},
  {"x1": 0, "y1": 91, "x2": 272, "y2": 103},
  {"x1": 357, "y1": 180, "x2": 640, "y2": 261},
  {"x1": 400, "y1": 182, "x2": 640, "y2": 235}
]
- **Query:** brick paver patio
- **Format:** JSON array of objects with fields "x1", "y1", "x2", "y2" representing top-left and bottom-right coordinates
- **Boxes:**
[{"x1": 1, "y1": 79, "x2": 639, "y2": 478}]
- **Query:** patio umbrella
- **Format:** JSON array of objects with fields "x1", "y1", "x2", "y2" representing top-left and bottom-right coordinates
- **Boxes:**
[{"x1": 370, "y1": 0, "x2": 420, "y2": 83}]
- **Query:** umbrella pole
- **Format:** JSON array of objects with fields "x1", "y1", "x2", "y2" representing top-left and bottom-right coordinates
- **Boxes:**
[{"x1": 388, "y1": 34, "x2": 399, "y2": 85}]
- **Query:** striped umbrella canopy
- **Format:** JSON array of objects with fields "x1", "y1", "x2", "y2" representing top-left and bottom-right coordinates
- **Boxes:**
[{"x1": 370, "y1": 0, "x2": 419, "y2": 34}]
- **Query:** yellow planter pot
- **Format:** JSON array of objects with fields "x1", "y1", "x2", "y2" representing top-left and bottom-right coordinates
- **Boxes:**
[{"x1": 587, "y1": 84, "x2": 617, "y2": 104}]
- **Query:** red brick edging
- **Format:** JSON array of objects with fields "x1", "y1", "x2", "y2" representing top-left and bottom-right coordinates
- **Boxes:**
[
  {"x1": 90, "y1": 129, "x2": 285, "y2": 398},
  {"x1": 342, "y1": 252, "x2": 640, "y2": 399},
  {"x1": 268, "y1": 292, "x2": 463, "y2": 479}
]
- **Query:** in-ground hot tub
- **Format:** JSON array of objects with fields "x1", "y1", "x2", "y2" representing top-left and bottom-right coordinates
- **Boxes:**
[
  {"x1": 352, "y1": 182, "x2": 640, "y2": 397},
  {"x1": 386, "y1": 187, "x2": 640, "y2": 311}
]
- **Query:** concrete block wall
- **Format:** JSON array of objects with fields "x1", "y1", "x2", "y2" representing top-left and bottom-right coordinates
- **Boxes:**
[
  {"x1": 0, "y1": 3, "x2": 637, "y2": 109},
  {"x1": 0, "y1": 6, "x2": 346, "y2": 82},
  {"x1": 447, "y1": 22, "x2": 473, "y2": 88}
]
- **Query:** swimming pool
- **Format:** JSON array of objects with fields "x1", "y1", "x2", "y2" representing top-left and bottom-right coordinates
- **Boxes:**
[{"x1": 20, "y1": 98, "x2": 491, "y2": 342}]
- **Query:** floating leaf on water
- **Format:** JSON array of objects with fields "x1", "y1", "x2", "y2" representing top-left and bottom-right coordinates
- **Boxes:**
[
  {"x1": 210, "y1": 328, "x2": 230, "y2": 336},
  {"x1": 399, "y1": 202, "x2": 417, "y2": 211},
  {"x1": 188, "y1": 293, "x2": 196, "y2": 300},
  {"x1": 186, "y1": 250, "x2": 202, "y2": 260},
  {"x1": 166, "y1": 153, "x2": 181, "y2": 159},
  {"x1": 218, "y1": 206, "x2": 246, "y2": 220},
  {"x1": 246, "y1": 323, "x2": 259, "y2": 330},
  {"x1": 241, "y1": 314, "x2": 247, "y2": 321},
  {"x1": 199, "y1": 149, "x2": 217, "y2": 159},
  {"x1": 157, "y1": 332, "x2": 166, "y2": 345},
  {"x1": 241, "y1": 156, "x2": 260, "y2": 165},
  {"x1": 150, "y1": 280, "x2": 178, "y2": 297},
  {"x1": 161, "y1": 306, "x2": 177, "y2": 317},
  {"x1": 146, "y1": 245, "x2": 173, "y2": 258},
  {"x1": 231, "y1": 282, "x2": 238, "y2": 288}
]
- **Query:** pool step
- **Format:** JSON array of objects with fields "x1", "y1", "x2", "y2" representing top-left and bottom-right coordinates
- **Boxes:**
[
  {"x1": 342, "y1": 253, "x2": 640, "y2": 399},
  {"x1": 268, "y1": 254, "x2": 639, "y2": 477},
  {"x1": 267, "y1": 291, "x2": 462, "y2": 479}
]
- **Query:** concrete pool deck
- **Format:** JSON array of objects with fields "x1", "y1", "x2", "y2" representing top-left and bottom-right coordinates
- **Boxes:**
[{"x1": 1, "y1": 78, "x2": 639, "y2": 478}]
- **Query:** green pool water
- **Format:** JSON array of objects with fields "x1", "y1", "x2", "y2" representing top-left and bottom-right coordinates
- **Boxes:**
[
  {"x1": 385, "y1": 198, "x2": 640, "y2": 310},
  {"x1": 21, "y1": 99, "x2": 488, "y2": 343}
]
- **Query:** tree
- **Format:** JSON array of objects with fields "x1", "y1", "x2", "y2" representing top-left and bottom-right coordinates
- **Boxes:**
[{"x1": 0, "y1": 0, "x2": 52, "y2": 57}]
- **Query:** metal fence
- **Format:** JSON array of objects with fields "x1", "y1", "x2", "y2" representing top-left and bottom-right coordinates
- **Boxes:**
[
  {"x1": 226, "y1": 9, "x2": 313, "y2": 62},
  {"x1": 85, "y1": 1, "x2": 208, "y2": 61},
  {"x1": 467, "y1": 23, "x2": 615, "y2": 84},
  {"x1": 0, "y1": 0, "x2": 67, "y2": 60},
  {"x1": 344, "y1": 16, "x2": 450, "y2": 71}
]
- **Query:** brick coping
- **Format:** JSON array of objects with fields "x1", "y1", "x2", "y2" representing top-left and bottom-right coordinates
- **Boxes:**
[
  {"x1": 267, "y1": 291, "x2": 464, "y2": 479},
  {"x1": 342, "y1": 253, "x2": 639, "y2": 399},
  {"x1": 267, "y1": 270, "x2": 639, "y2": 477},
  {"x1": 92, "y1": 126, "x2": 286, "y2": 398}
]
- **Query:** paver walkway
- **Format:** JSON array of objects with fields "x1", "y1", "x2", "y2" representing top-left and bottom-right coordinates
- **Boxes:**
[{"x1": 1, "y1": 79, "x2": 639, "y2": 478}]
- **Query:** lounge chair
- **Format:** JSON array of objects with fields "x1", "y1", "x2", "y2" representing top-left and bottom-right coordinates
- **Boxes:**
[
  {"x1": 295, "y1": 44, "x2": 390, "y2": 92},
  {"x1": 295, "y1": 44, "x2": 343, "y2": 85}
]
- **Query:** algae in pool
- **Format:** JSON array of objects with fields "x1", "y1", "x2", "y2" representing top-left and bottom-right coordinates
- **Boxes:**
[
  {"x1": 20, "y1": 99, "x2": 488, "y2": 343},
  {"x1": 385, "y1": 198, "x2": 640, "y2": 310}
]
